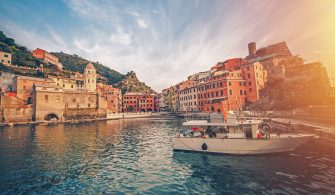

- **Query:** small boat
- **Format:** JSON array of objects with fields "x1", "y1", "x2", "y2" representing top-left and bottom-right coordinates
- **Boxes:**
[{"x1": 172, "y1": 112, "x2": 316, "y2": 155}]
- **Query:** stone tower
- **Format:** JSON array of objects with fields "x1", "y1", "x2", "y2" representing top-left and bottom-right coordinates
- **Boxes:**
[{"x1": 84, "y1": 62, "x2": 96, "y2": 92}]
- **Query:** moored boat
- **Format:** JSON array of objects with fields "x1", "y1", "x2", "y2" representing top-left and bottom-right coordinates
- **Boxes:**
[{"x1": 172, "y1": 112, "x2": 316, "y2": 155}]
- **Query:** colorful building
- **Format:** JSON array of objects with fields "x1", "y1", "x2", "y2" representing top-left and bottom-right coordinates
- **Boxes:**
[
  {"x1": 178, "y1": 80, "x2": 199, "y2": 112},
  {"x1": 0, "y1": 51, "x2": 12, "y2": 66},
  {"x1": 32, "y1": 48, "x2": 63, "y2": 70},
  {"x1": 14, "y1": 75, "x2": 48, "y2": 103},
  {"x1": 123, "y1": 93, "x2": 155, "y2": 112},
  {"x1": 97, "y1": 83, "x2": 122, "y2": 113}
]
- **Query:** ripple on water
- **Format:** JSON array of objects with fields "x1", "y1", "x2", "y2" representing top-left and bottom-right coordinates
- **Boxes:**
[{"x1": 0, "y1": 118, "x2": 335, "y2": 194}]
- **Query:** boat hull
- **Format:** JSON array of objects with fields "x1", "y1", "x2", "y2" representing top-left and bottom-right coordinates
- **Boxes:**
[{"x1": 172, "y1": 134, "x2": 314, "y2": 155}]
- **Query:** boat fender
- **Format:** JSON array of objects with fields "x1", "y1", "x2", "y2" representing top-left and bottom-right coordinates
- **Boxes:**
[{"x1": 202, "y1": 143, "x2": 208, "y2": 150}]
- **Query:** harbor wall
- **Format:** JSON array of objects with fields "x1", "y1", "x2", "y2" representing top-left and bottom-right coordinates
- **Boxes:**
[
  {"x1": 107, "y1": 112, "x2": 152, "y2": 119},
  {"x1": 0, "y1": 94, "x2": 33, "y2": 123}
]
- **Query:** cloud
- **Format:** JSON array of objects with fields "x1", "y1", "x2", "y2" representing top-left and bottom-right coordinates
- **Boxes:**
[
  {"x1": 137, "y1": 19, "x2": 149, "y2": 29},
  {"x1": 1, "y1": 0, "x2": 334, "y2": 91},
  {"x1": 110, "y1": 27, "x2": 133, "y2": 45}
]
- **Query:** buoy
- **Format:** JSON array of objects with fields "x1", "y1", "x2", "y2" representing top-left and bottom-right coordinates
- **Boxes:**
[{"x1": 202, "y1": 143, "x2": 208, "y2": 150}]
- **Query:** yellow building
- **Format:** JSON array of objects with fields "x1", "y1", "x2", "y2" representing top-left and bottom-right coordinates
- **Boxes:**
[
  {"x1": 84, "y1": 62, "x2": 96, "y2": 92},
  {"x1": 47, "y1": 75, "x2": 77, "y2": 91}
]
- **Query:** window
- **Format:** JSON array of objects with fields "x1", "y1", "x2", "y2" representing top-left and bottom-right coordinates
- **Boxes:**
[
  {"x1": 4, "y1": 54, "x2": 8, "y2": 57},
  {"x1": 45, "y1": 95, "x2": 48, "y2": 103},
  {"x1": 221, "y1": 90, "x2": 223, "y2": 96},
  {"x1": 65, "y1": 103, "x2": 68, "y2": 108},
  {"x1": 249, "y1": 81, "x2": 252, "y2": 86},
  {"x1": 77, "y1": 103, "x2": 80, "y2": 108},
  {"x1": 249, "y1": 88, "x2": 252, "y2": 92},
  {"x1": 229, "y1": 81, "x2": 231, "y2": 86},
  {"x1": 244, "y1": 91, "x2": 247, "y2": 95},
  {"x1": 63, "y1": 84, "x2": 65, "y2": 87},
  {"x1": 88, "y1": 103, "x2": 91, "y2": 108},
  {"x1": 229, "y1": 90, "x2": 232, "y2": 95},
  {"x1": 88, "y1": 79, "x2": 90, "y2": 83},
  {"x1": 247, "y1": 66, "x2": 250, "y2": 71},
  {"x1": 216, "y1": 91, "x2": 218, "y2": 97},
  {"x1": 56, "y1": 96, "x2": 60, "y2": 103},
  {"x1": 248, "y1": 73, "x2": 251, "y2": 78},
  {"x1": 239, "y1": 81, "x2": 242, "y2": 86},
  {"x1": 240, "y1": 90, "x2": 243, "y2": 95},
  {"x1": 71, "y1": 85, "x2": 73, "y2": 88}
]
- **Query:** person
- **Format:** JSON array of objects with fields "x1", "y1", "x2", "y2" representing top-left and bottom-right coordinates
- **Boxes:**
[
  {"x1": 206, "y1": 127, "x2": 213, "y2": 138},
  {"x1": 257, "y1": 130, "x2": 262, "y2": 139}
]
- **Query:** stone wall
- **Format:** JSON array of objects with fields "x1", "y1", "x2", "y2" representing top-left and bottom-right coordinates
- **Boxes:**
[
  {"x1": 0, "y1": 94, "x2": 32, "y2": 122},
  {"x1": 3, "y1": 106, "x2": 32, "y2": 123},
  {"x1": 63, "y1": 108, "x2": 106, "y2": 120}
]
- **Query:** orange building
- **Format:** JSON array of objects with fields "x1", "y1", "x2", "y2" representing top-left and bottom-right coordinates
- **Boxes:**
[
  {"x1": 97, "y1": 84, "x2": 122, "y2": 113},
  {"x1": 241, "y1": 62, "x2": 266, "y2": 102},
  {"x1": 32, "y1": 48, "x2": 63, "y2": 70},
  {"x1": 196, "y1": 59, "x2": 266, "y2": 113},
  {"x1": 197, "y1": 69, "x2": 247, "y2": 112},
  {"x1": 14, "y1": 75, "x2": 48, "y2": 103}
]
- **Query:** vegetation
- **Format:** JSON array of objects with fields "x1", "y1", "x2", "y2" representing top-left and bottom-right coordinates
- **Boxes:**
[
  {"x1": 0, "y1": 31, "x2": 155, "y2": 94},
  {"x1": 0, "y1": 31, "x2": 43, "y2": 68},
  {"x1": 114, "y1": 71, "x2": 156, "y2": 94},
  {"x1": 51, "y1": 52, "x2": 123, "y2": 84},
  {"x1": 0, "y1": 63, "x2": 44, "y2": 78}
]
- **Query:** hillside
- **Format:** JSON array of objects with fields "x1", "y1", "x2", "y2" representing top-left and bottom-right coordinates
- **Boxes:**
[
  {"x1": 0, "y1": 31, "x2": 156, "y2": 94},
  {"x1": 52, "y1": 52, "x2": 123, "y2": 84},
  {"x1": 114, "y1": 71, "x2": 156, "y2": 94},
  {"x1": 0, "y1": 31, "x2": 43, "y2": 68}
]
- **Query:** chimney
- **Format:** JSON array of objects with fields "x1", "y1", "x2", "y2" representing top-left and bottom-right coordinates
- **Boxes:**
[{"x1": 248, "y1": 42, "x2": 256, "y2": 58}]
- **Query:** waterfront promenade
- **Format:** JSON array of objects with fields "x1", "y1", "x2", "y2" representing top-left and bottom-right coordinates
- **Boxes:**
[
  {"x1": 273, "y1": 117, "x2": 335, "y2": 143},
  {"x1": 0, "y1": 112, "x2": 154, "y2": 127}
]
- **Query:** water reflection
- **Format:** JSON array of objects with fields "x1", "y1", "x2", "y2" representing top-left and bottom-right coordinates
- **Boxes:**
[{"x1": 0, "y1": 117, "x2": 334, "y2": 194}]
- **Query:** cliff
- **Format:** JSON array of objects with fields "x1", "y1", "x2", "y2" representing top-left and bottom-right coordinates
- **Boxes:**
[{"x1": 114, "y1": 71, "x2": 156, "y2": 94}]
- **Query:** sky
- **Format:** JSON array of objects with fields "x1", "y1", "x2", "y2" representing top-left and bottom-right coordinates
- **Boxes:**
[{"x1": 0, "y1": 0, "x2": 334, "y2": 91}]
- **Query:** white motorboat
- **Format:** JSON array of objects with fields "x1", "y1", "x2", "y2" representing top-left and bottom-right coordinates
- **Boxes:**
[{"x1": 172, "y1": 112, "x2": 316, "y2": 155}]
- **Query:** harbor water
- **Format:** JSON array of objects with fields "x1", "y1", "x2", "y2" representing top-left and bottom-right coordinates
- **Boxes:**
[{"x1": 0, "y1": 117, "x2": 335, "y2": 194}]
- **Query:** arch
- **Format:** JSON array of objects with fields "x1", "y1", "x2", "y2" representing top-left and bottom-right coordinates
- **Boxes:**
[
  {"x1": 141, "y1": 109, "x2": 145, "y2": 112},
  {"x1": 147, "y1": 108, "x2": 152, "y2": 112},
  {"x1": 44, "y1": 113, "x2": 59, "y2": 121}
]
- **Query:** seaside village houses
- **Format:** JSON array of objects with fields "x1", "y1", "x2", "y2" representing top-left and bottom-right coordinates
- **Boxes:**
[
  {"x1": 0, "y1": 47, "x2": 161, "y2": 123},
  {"x1": 162, "y1": 41, "x2": 331, "y2": 113},
  {"x1": 0, "y1": 55, "x2": 129, "y2": 122}
]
